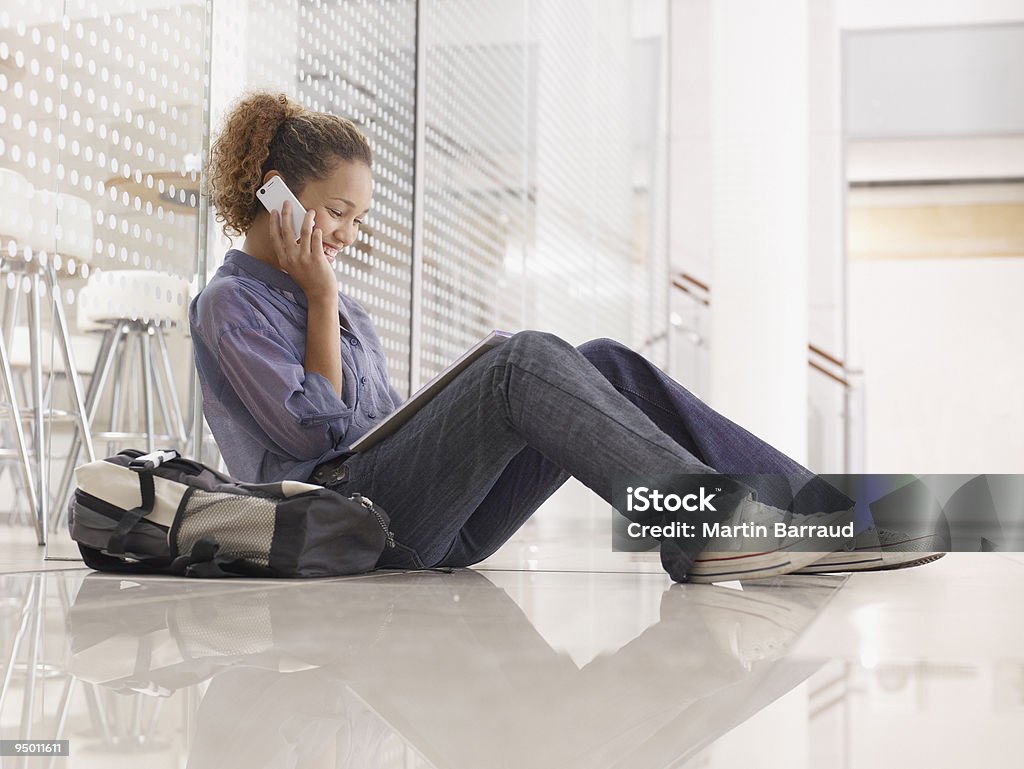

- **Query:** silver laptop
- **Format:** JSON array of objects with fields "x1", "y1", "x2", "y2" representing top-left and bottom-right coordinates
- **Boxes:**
[{"x1": 348, "y1": 330, "x2": 513, "y2": 452}]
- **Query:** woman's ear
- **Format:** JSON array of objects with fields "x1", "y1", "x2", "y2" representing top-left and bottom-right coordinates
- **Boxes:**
[{"x1": 262, "y1": 170, "x2": 280, "y2": 185}]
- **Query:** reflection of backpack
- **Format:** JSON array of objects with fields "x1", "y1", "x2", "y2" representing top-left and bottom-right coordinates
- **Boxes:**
[
  {"x1": 68, "y1": 449, "x2": 394, "y2": 578},
  {"x1": 67, "y1": 578, "x2": 313, "y2": 694}
]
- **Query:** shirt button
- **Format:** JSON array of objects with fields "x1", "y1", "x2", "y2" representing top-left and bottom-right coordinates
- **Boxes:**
[
  {"x1": 360, "y1": 376, "x2": 367, "y2": 385},
  {"x1": 351, "y1": 338, "x2": 360, "y2": 347},
  {"x1": 368, "y1": 413, "x2": 377, "y2": 419}
]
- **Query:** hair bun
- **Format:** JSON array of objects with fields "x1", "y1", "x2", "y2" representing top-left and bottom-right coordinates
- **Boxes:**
[{"x1": 275, "y1": 93, "x2": 305, "y2": 123}]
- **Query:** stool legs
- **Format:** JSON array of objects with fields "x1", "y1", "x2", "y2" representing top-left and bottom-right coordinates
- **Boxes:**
[
  {"x1": 0, "y1": 283, "x2": 37, "y2": 524},
  {"x1": 26, "y1": 273, "x2": 47, "y2": 545},
  {"x1": 0, "y1": 324, "x2": 39, "y2": 527},
  {"x1": 140, "y1": 329, "x2": 155, "y2": 453},
  {"x1": 49, "y1": 321, "x2": 190, "y2": 533},
  {"x1": 108, "y1": 330, "x2": 129, "y2": 456},
  {"x1": 51, "y1": 323, "x2": 123, "y2": 531},
  {"x1": 50, "y1": 266, "x2": 95, "y2": 466},
  {"x1": 1, "y1": 261, "x2": 106, "y2": 544},
  {"x1": 19, "y1": 266, "x2": 98, "y2": 545},
  {"x1": 156, "y1": 327, "x2": 188, "y2": 445}
]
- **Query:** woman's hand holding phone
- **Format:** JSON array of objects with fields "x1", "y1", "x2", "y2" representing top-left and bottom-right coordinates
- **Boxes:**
[
  {"x1": 269, "y1": 201, "x2": 338, "y2": 306},
  {"x1": 270, "y1": 200, "x2": 344, "y2": 397}
]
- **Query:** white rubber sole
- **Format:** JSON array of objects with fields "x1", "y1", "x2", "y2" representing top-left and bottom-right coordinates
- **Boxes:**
[
  {"x1": 687, "y1": 505, "x2": 860, "y2": 583},
  {"x1": 687, "y1": 547, "x2": 828, "y2": 584},
  {"x1": 790, "y1": 550, "x2": 884, "y2": 573},
  {"x1": 795, "y1": 550, "x2": 945, "y2": 574}
]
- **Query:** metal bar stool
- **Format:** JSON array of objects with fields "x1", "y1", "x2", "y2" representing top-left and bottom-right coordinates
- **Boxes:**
[
  {"x1": 2, "y1": 326, "x2": 101, "y2": 526},
  {"x1": 50, "y1": 269, "x2": 192, "y2": 533},
  {"x1": 0, "y1": 168, "x2": 97, "y2": 546}
]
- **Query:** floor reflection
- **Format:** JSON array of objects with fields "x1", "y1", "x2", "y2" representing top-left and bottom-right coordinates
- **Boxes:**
[{"x1": 2, "y1": 570, "x2": 844, "y2": 769}]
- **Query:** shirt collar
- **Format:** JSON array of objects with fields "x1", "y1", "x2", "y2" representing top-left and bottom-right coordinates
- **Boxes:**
[
  {"x1": 224, "y1": 249, "x2": 303, "y2": 297},
  {"x1": 223, "y1": 248, "x2": 355, "y2": 331}
]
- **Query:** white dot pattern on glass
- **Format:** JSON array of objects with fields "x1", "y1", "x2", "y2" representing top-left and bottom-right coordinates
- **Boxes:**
[
  {"x1": 1, "y1": 0, "x2": 203, "y2": 325},
  {"x1": 415, "y1": 0, "x2": 641, "y2": 384},
  {"x1": 3, "y1": 0, "x2": 656, "y2": 457},
  {"x1": 211, "y1": 0, "x2": 416, "y2": 398},
  {"x1": 417, "y1": 0, "x2": 529, "y2": 383}
]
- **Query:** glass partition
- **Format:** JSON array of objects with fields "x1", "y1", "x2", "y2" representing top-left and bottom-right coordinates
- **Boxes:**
[
  {"x1": 207, "y1": 0, "x2": 417, "y2": 396},
  {"x1": 1, "y1": 0, "x2": 208, "y2": 557},
  {"x1": 0, "y1": 0, "x2": 668, "y2": 558}
]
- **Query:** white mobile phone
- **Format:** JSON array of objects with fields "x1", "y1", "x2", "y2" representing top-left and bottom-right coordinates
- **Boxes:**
[{"x1": 257, "y1": 176, "x2": 307, "y2": 237}]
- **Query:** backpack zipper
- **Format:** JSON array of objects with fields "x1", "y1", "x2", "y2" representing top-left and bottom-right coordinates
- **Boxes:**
[{"x1": 352, "y1": 493, "x2": 395, "y2": 548}]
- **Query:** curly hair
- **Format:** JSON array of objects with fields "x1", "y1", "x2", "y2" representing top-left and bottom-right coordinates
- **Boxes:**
[{"x1": 207, "y1": 91, "x2": 373, "y2": 238}]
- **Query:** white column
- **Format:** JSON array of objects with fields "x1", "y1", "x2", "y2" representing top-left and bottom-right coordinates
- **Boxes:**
[{"x1": 706, "y1": 0, "x2": 811, "y2": 463}]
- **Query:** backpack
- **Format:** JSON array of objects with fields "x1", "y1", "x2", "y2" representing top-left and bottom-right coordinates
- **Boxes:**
[{"x1": 68, "y1": 449, "x2": 395, "y2": 578}]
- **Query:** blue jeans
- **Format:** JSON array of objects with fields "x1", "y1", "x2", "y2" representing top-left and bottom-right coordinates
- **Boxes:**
[{"x1": 318, "y1": 331, "x2": 852, "y2": 580}]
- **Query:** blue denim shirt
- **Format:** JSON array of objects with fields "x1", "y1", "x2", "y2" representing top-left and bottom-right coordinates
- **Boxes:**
[{"x1": 189, "y1": 249, "x2": 404, "y2": 483}]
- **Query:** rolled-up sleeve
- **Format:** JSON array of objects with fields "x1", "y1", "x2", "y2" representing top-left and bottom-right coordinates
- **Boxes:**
[{"x1": 216, "y1": 324, "x2": 354, "y2": 460}]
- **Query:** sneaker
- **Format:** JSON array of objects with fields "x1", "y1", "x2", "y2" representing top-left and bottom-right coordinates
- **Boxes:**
[
  {"x1": 793, "y1": 527, "x2": 946, "y2": 574},
  {"x1": 686, "y1": 498, "x2": 856, "y2": 584}
]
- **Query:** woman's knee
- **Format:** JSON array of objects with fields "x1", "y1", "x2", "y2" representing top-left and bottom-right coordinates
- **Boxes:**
[
  {"x1": 500, "y1": 332, "x2": 634, "y2": 373},
  {"x1": 576, "y1": 337, "x2": 627, "y2": 359},
  {"x1": 503, "y1": 329, "x2": 573, "y2": 364}
]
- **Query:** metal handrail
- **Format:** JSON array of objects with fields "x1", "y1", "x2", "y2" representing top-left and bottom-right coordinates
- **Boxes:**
[
  {"x1": 671, "y1": 271, "x2": 858, "y2": 384},
  {"x1": 669, "y1": 270, "x2": 863, "y2": 473}
]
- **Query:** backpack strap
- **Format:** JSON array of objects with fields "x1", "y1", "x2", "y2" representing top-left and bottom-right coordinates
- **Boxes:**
[
  {"x1": 106, "y1": 469, "x2": 156, "y2": 556},
  {"x1": 106, "y1": 450, "x2": 181, "y2": 556},
  {"x1": 169, "y1": 536, "x2": 275, "y2": 578}
]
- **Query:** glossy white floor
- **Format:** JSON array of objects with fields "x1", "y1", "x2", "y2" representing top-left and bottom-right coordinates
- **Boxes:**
[{"x1": 1, "y1": 479, "x2": 1022, "y2": 768}]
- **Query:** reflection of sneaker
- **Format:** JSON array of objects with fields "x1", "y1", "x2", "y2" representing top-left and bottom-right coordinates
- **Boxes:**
[
  {"x1": 678, "y1": 575, "x2": 843, "y2": 666},
  {"x1": 687, "y1": 499, "x2": 856, "y2": 584},
  {"x1": 794, "y1": 527, "x2": 946, "y2": 574}
]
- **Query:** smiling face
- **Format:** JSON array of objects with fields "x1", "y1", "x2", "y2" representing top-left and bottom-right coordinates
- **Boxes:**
[
  {"x1": 244, "y1": 157, "x2": 375, "y2": 276},
  {"x1": 294, "y1": 158, "x2": 374, "y2": 265}
]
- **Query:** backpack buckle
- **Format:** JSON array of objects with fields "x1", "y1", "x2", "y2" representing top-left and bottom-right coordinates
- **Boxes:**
[{"x1": 129, "y1": 449, "x2": 180, "y2": 472}]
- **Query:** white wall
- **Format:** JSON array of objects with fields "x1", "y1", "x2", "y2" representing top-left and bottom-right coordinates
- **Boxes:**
[
  {"x1": 847, "y1": 137, "x2": 1024, "y2": 182},
  {"x1": 840, "y1": 0, "x2": 1024, "y2": 474},
  {"x1": 848, "y1": 256, "x2": 1024, "y2": 474},
  {"x1": 670, "y1": 0, "x2": 822, "y2": 464},
  {"x1": 843, "y1": 19, "x2": 1024, "y2": 183},
  {"x1": 838, "y1": 0, "x2": 1024, "y2": 29}
]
